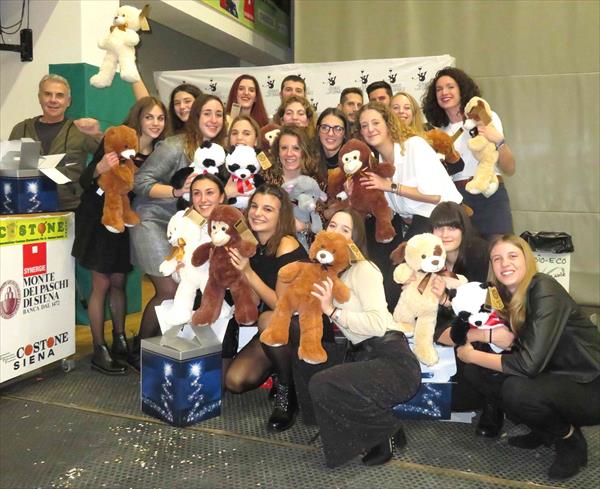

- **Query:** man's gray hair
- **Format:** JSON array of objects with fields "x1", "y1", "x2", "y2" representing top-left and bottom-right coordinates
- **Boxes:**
[{"x1": 38, "y1": 74, "x2": 71, "y2": 97}]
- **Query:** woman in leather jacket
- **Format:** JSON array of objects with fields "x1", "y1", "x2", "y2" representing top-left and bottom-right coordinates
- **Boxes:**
[{"x1": 457, "y1": 234, "x2": 600, "y2": 480}]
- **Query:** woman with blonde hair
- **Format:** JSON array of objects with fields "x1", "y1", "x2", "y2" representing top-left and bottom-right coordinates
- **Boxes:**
[
  {"x1": 456, "y1": 235, "x2": 600, "y2": 480},
  {"x1": 390, "y1": 91, "x2": 428, "y2": 135}
]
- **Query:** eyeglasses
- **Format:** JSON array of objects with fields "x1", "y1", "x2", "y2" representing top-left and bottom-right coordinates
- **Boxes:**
[{"x1": 319, "y1": 124, "x2": 344, "y2": 135}]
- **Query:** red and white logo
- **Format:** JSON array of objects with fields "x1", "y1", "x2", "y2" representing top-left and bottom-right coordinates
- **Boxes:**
[
  {"x1": 0, "y1": 280, "x2": 21, "y2": 319},
  {"x1": 23, "y1": 242, "x2": 47, "y2": 277}
]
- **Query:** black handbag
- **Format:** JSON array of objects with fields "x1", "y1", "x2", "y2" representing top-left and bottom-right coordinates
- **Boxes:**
[{"x1": 519, "y1": 231, "x2": 574, "y2": 254}]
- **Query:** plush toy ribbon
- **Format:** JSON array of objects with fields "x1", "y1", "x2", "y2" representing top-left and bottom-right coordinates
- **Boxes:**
[
  {"x1": 417, "y1": 268, "x2": 458, "y2": 295},
  {"x1": 164, "y1": 238, "x2": 186, "y2": 262},
  {"x1": 232, "y1": 175, "x2": 255, "y2": 194},
  {"x1": 474, "y1": 310, "x2": 505, "y2": 328}
]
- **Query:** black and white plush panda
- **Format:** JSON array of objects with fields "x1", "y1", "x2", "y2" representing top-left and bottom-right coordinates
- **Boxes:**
[
  {"x1": 225, "y1": 145, "x2": 263, "y2": 209},
  {"x1": 170, "y1": 141, "x2": 227, "y2": 209}
]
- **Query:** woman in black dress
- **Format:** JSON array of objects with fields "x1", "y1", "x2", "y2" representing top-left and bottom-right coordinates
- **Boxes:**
[{"x1": 72, "y1": 96, "x2": 166, "y2": 375}]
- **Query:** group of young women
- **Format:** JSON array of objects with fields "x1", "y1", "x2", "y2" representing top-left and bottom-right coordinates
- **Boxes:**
[{"x1": 71, "y1": 68, "x2": 599, "y2": 479}]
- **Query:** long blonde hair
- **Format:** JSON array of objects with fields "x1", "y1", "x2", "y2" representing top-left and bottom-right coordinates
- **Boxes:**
[
  {"x1": 488, "y1": 235, "x2": 538, "y2": 335},
  {"x1": 355, "y1": 101, "x2": 416, "y2": 155},
  {"x1": 391, "y1": 91, "x2": 427, "y2": 136}
]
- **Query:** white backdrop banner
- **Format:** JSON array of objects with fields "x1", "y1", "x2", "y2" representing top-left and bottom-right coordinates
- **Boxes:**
[{"x1": 154, "y1": 55, "x2": 455, "y2": 116}]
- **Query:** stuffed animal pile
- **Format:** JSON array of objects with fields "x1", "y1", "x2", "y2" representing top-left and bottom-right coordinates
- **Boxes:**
[
  {"x1": 390, "y1": 233, "x2": 467, "y2": 365},
  {"x1": 327, "y1": 139, "x2": 396, "y2": 243},
  {"x1": 260, "y1": 231, "x2": 351, "y2": 364},
  {"x1": 98, "y1": 125, "x2": 140, "y2": 233},
  {"x1": 191, "y1": 205, "x2": 258, "y2": 326},
  {"x1": 450, "y1": 282, "x2": 507, "y2": 353},
  {"x1": 158, "y1": 208, "x2": 209, "y2": 327},
  {"x1": 90, "y1": 5, "x2": 150, "y2": 88},
  {"x1": 463, "y1": 96, "x2": 499, "y2": 198},
  {"x1": 283, "y1": 175, "x2": 327, "y2": 249}
]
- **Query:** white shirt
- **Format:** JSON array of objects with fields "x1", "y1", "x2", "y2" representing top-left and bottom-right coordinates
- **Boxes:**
[
  {"x1": 442, "y1": 111, "x2": 504, "y2": 181},
  {"x1": 383, "y1": 137, "x2": 463, "y2": 219}
]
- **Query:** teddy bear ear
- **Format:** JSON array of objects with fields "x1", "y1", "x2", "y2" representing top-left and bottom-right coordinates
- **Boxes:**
[
  {"x1": 479, "y1": 282, "x2": 491, "y2": 289},
  {"x1": 254, "y1": 147, "x2": 261, "y2": 155},
  {"x1": 389, "y1": 242, "x2": 407, "y2": 265},
  {"x1": 227, "y1": 145, "x2": 236, "y2": 155}
]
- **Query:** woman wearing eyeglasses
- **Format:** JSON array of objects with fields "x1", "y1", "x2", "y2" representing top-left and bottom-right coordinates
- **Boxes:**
[{"x1": 315, "y1": 108, "x2": 350, "y2": 179}]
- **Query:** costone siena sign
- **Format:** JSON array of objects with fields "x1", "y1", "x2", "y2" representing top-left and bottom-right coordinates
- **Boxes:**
[{"x1": 0, "y1": 213, "x2": 75, "y2": 382}]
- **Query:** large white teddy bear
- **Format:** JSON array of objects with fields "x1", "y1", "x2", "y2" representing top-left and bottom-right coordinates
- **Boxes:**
[
  {"x1": 158, "y1": 208, "x2": 231, "y2": 328},
  {"x1": 90, "y1": 5, "x2": 150, "y2": 88}
]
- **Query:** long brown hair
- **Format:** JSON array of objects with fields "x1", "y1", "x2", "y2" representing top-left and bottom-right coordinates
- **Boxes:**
[
  {"x1": 227, "y1": 115, "x2": 261, "y2": 150},
  {"x1": 247, "y1": 184, "x2": 296, "y2": 256},
  {"x1": 225, "y1": 75, "x2": 269, "y2": 127},
  {"x1": 266, "y1": 125, "x2": 325, "y2": 188},
  {"x1": 124, "y1": 96, "x2": 167, "y2": 146},
  {"x1": 355, "y1": 101, "x2": 416, "y2": 155},
  {"x1": 182, "y1": 94, "x2": 228, "y2": 161},
  {"x1": 488, "y1": 235, "x2": 538, "y2": 335},
  {"x1": 328, "y1": 208, "x2": 369, "y2": 260},
  {"x1": 168, "y1": 83, "x2": 202, "y2": 134}
]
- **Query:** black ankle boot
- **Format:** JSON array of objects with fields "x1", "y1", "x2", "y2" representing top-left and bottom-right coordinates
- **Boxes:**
[
  {"x1": 110, "y1": 332, "x2": 129, "y2": 360},
  {"x1": 508, "y1": 430, "x2": 545, "y2": 449},
  {"x1": 362, "y1": 427, "x2": 406, "y2": 466},
  {"x1": 91, "y1": 344, "x2": 126, "y2": 375},
  {"x1": 127, "y1": 335, "x2": 141, "y2": 372},
  {"x1": 267, "y1": 382, "x2": 297, "y2": 432},
  {"x1": 476, "y1": 402, "x2": 504, "y2": 438},
  {"x1": 548, "y1": 427, "x2": 588, "y2": 479},
  {"x1": 268, "y1": 374, "x2": 279, "y2": 401}
]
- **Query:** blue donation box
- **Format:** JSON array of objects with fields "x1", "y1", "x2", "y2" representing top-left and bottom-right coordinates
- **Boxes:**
[
  {"x1": 0, "y1": 139, "x2": 67, "y2": 214},
  {"x1": 141, "y1": 326, "x2": 222, "y2": 427}
]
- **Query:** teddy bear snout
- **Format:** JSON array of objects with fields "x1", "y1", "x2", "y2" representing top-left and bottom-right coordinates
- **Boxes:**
[{"x1": 317, "y1": 250, "x2": 334, "y2": 264}]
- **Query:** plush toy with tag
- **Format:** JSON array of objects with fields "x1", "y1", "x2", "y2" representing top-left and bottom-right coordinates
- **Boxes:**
[
  {"x1": 327, "y1": 139, "x2": 396, "y2": 243},
  {"x1": 259, "y1": 122, "x2": 281, "y2": 158},
  {"x1": 283, "y1": 175, "x2": 328, "y2": 249},
  {"x1": 463, "y1": 97, "x2": 499, "y2": 198},
  {"x1": 390, "y1": 233, "x2": 467, "y2": 365},
  {"x1": 90, "y1": 4, "x2": 150, "y2": 88},
  {"x1": 191, "y1": 205, "x2": 258, "y2": 326},
  {"x1": 98, "y1": 125, "x2": 140, "y2": 233},
  {"x1": 225, "y1": 144, "x2": 264, "y2": 209},
  {"x1": 425, "y1": 128, "x2": 464, "y2": 175},
  {"x1": 260, "y1": 231, "x2": 351, "y2": 364},
  {"x1": 170, "y1": 141, "x2": 227, "y2": 209},
  {"x1": 158, "y1": 208, "x2": 209, "y2": 327},
  {"x1": 450, "y1": 281, "x2": 507, "y2": 353}
]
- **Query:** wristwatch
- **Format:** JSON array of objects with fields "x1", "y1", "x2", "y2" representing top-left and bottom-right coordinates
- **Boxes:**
[{"x1": 390, "y1": 182, "x2": 398, "y2": 194}]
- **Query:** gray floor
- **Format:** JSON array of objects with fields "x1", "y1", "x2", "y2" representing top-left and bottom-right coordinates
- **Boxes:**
[{"x1": 0, "y1": 358, "x2": 598, "y2": 489}]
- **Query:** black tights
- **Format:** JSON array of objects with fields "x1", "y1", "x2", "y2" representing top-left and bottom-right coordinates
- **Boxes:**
[
  {"x1": 88, "y1": 271, "x2": 126, "y2": 346},
  {"x1": 137, "y1": 274, "x2": 178, "y2": 339}
]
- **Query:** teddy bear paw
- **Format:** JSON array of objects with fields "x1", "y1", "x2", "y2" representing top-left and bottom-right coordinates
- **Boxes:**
[
  {"x1": 298, "y1": 346, "x2": 327, "y2": 365},
  {"x1": 415, "y1": 345, "x2": 438, "y2": 366},
  {"x1": 104, "y1": 224, "x2": 123, "y2": 234},
  {"x1": 90, "y1": 74, "x2": 111, "y2": 88}
]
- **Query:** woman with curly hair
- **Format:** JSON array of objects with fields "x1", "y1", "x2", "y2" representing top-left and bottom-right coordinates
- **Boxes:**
[
  {"x1": 355, "y1": 101, "x2": 462, "y2": 310},
  {"x1": 422, "y1": 67, "x2": 516, "y2": 240},
  {"x1": 225, "y1": 74, "x2": 269, "y2": 128},
  {"x1": 276, "y1": 95, "x2": 318, "y2": 138}
]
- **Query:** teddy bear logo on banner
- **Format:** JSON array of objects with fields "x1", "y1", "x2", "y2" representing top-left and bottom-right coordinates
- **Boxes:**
[
  {"x1": 260, "y1": 231, "x2": 351, "y2": 364},
  {"x1": 90, "y1": 5, "x2": 150, "y2": 88},
  {"x1": 390, "y1": 233, "x2": 467, "y2": 365}
]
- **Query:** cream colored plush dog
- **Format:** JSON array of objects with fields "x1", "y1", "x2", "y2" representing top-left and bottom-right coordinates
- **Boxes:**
[
  {"x1": 390, "y1": 233, "x2": 467, "y2": 365},
  {"x1": 90, "y1": 5, "x2": 150, "y2": 88}
]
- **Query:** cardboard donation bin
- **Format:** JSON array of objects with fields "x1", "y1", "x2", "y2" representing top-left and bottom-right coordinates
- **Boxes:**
[
  {"x1": 141, "y1": 326, "x2": 222, "y2": 427},
  {"x1": 0, "y1": 139, "x2": 69, "y2": 214},
  {"x1": 520, "y1": 231, "x2": 574, "y2": 292},
  {"x1": 393, "y1": 341, "x2": 456, "y2": 420}
]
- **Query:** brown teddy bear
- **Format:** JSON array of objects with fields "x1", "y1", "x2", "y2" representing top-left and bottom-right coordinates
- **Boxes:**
[
  {"x1": 390, "y1": 233, "x2": 467, "y2": 365},
  {"x1": 463, "y1": 97, "x2": 499, "y2": 198},
  {"x1": 190, "y1": 205, "x2": 258, "y2": 326},
  {"x1": 260, "y1": 231, "x2": 351, "y2": 364},
  {"x1": 425, "y1": 128, "x2": 462, "y2": 169},
  {"x1": 98, "y1": 125, "x2": 140, "y2": 233},
  {"x1": 259, "y1": 122, "x2": 281, "y2": 159},
  {"x1": 327, "y1": 139, "x2": 396, "y2": 243}
]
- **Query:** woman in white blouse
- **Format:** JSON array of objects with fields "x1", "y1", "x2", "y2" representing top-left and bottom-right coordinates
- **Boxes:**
[
  {"x1": 296, "y1": 209, "x2": 421, "y2": 468},
  {"x1": 354, "y1": 101, "x2": 462, "y2": 310}
]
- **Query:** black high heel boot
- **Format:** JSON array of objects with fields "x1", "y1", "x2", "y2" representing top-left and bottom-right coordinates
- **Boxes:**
[
  {"x1": 476, "y1": 401, "x2": 504, "y2": 438},
  {"x1": 267, "y1": 382, "x2": 297, "y2": 432},
  {"x1": 91, "y1": 344, "x2": 126, "y2": 375},
  {"x1": 128, "y1": 335, "x2": 141, "y2": 372},
  {"x1": 362, "y1": 427, "x2": 407, "y2": 466},
  {"x1": 548, "y1": 427, "x2": 588, "y2": 479},
  {"x1": 268, "y1": 373, "x2": 279, "y2": 401},
  {"x1": 110, "y1": 332, "x2": 129, "y2": 360}
]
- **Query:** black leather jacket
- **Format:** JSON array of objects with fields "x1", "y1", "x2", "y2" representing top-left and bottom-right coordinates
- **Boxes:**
[{"x1": 501, "y1": 274, "x2": 600, "y2": 383}]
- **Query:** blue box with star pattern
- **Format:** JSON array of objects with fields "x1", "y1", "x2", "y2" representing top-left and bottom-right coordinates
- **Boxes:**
[
  {"x1": 393, "y1": 342, "x2": 455, "y2": 420},
  {"x1": 0, "y1": 175, "x2": 58, "y2": 214},
  {"x1": 141, "y1": 328, "x2": 222, "y2": 427}
]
